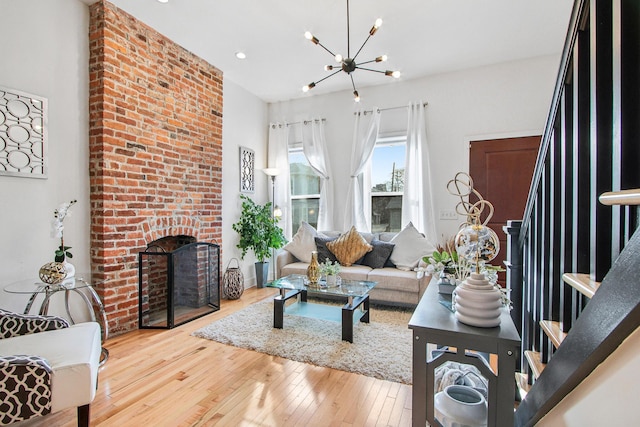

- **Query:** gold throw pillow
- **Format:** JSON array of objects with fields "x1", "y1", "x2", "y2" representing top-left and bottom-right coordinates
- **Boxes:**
[{"x1": 326, "y1": 226, "x2": 373, "y2": 266}]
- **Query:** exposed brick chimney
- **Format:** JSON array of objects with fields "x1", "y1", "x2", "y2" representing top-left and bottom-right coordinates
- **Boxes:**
[{"x1": 88, "y1": 1, "x2": 223, "y2": 335}]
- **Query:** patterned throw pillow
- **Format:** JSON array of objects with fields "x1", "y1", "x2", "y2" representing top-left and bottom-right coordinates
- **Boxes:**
[
  {"x1": 0, "y1": 309, "x2": 69, "y2": 339},
  {"x1": 326, "y1": 226, "x2": 373, "y2": 267}
]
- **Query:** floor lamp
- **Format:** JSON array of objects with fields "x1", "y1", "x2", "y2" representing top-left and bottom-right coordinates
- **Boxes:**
[{"x1": 263, "y1": 168, "x2": 281, "y2": 280}]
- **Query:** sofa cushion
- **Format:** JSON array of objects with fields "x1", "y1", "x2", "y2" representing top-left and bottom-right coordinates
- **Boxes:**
[
  {"x1": 283, "y1": 221, "x2": 323, "y2": 263},
  {"x1": 367, "y1": 267, "x2": 422, "y2": 293},
  {"x1": 314, "y1": 236, "x2": 338, "y2": 263},
  {"x1": 361, "y1": 239, "x2": 395, "y2": 269},
  {"x1": 337, "y1": 265, "x2": 373, "y2": 281},
  {"x1": 326, "y1": 226, "x2": 373, "y2": 267},
  {"x1": 281, "y1": 262, "x2": 312, "y2": 277},
  {"x1": 389, "y1": 222, "x2": 435, "y2": 271}
]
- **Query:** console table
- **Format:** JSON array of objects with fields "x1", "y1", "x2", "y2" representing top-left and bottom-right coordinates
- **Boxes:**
[{"x1": 408, "y1": 283, "x2": 520, "y2": 427}]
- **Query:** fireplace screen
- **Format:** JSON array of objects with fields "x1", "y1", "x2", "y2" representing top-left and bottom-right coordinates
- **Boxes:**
[{"x1": 138, "y1": 240, "x2": 220, "y2": 329}]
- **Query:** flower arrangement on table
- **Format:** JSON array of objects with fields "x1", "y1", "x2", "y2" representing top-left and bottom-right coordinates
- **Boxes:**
[
  {"x1": 319, "y1": 259, "x2": 341, "y2": 276},
  {"x1": 51, "y1": 199, "x2": 77, "y2": 262},
  {"x1": 319, "y1": 259, "x2": 341, "y2": 286},
  {"x1": 39, "y1": 199, "x2": 77, "y2": 284}
]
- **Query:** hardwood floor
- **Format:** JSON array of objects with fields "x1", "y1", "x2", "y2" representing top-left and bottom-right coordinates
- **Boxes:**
[{"x1": 18, "y1": 287, "x2": 413, "y2": 427}]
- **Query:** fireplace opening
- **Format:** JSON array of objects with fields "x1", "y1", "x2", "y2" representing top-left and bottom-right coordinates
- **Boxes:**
[{"x1": 138, "y1": 236, "x2": 220, "y2": 329}]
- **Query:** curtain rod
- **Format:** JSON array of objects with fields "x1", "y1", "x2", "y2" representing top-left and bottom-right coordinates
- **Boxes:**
[
  {"x1": 354, "y1": 102, "x2": 429, "y2": 115},
  {"x1": 271, "y1": 118, "x2": 326, "y2": 129}
]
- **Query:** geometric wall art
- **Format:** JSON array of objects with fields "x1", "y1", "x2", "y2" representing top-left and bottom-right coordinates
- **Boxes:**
[
  {"x1": 0, "y1": 85, "x2": 48, "y2": 178},
  {"x1": 239, "y1": 146, "x2": 255, "y2": 193}
]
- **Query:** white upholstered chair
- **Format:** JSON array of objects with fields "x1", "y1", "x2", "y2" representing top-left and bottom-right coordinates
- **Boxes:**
[{"x1": 0, "y1": 309, "x2": 101, "y2": 426}]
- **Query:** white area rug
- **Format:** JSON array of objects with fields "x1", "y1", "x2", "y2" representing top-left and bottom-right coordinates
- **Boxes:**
[{"x1": 193, "y1": 299, "x2": 414, "y2": 384}]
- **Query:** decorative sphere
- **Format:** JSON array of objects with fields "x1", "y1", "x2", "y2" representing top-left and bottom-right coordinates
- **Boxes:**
[
  {"x1": 455, "y1": 224, "x2": 500, "y2": 264},
  {"x1": 38, "y1": 262, "x2": 67, "y2": 284}
]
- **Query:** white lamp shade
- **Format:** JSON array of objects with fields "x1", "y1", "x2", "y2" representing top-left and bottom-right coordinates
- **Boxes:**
[{"x1": 263, "y1": 167, "x2": 280, "y2": 177}]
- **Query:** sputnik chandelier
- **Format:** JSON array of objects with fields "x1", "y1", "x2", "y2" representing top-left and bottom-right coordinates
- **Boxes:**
[{"x1": 302, "y1": 0, "x2": 401, "y2": 102}]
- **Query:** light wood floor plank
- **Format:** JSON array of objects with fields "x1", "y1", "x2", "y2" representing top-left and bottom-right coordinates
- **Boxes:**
[{"x1": 14, "y1": 287, "x2": 413, "y2": 427}]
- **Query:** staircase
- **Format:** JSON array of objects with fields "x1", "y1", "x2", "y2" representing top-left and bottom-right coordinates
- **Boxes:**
[{"x1": 504, "y1": 0, "x2": 640, "y2": 425}]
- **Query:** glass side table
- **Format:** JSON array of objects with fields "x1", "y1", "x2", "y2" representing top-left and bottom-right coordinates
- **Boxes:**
[{"x1": 4, "y1": 274, "x2": 110, "y2": 365}]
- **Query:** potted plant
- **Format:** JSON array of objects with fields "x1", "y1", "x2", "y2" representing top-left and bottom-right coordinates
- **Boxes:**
[
  {"x1": 232, "y1": 195, "x2": 286, "y2": 288},
  {"x1": 319, "y1": 259, "x2": 341, "y2": 286}
]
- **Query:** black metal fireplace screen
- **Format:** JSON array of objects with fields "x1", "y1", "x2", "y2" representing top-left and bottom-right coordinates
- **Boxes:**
[{"x1": 138, "y1": 240, "x2": 220, "y2": 329}]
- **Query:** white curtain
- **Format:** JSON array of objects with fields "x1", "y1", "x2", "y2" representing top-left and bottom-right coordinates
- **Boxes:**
[
  {"x1": 267, "y1": 123, "x2": 292, "y2": 240},
  {"x1": 344, "y1": 109, "x2": 381, "y2": 231},
  {"x1": 403, "y1": 101, "x2": 437, "y2": 243},
  {"x1": 302, "y1": 119, "x2": 334, "y2": 231}
]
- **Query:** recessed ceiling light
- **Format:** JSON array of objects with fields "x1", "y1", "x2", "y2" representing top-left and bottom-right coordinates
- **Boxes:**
[
  {"x1": 235, "y1": 51, "x2": 247, "y2": 60},
  {"x1": 157, "y1": 0, "x2": 169, "y2": 3}
]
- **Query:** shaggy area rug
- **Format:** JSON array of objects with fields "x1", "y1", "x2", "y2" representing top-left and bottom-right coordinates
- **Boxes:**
[{"x1": 193, "y1": 299, "x2": 414, "y2": 384}]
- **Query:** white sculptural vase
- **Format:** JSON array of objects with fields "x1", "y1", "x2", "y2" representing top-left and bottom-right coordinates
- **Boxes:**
[
  {"x1": 454, "y1": 273, "x2": 502, "y2": 328},
  {"x1": 434, "y1": 385, "x2": 488, "y2": 427}
]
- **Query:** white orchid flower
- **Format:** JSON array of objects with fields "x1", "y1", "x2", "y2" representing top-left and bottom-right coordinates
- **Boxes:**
[{"x1": 414, "y1": 266, "x2": 427, "y2": 279}]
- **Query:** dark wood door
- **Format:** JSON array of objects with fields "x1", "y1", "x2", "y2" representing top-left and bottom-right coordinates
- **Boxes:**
[{"x1": 469, "y1": 136, "x2": 541, "y2": 284}]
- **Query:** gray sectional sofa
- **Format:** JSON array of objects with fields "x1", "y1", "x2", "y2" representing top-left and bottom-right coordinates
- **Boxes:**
[{"x1": 275, "y1": 225, "x2": 434, "y2": 307}]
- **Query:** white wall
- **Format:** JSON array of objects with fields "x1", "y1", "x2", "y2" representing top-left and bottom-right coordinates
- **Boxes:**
[
  {"x1": 538, "y1": 326, "x2": 640, "y2": 426},
  {"x1": 0, "y1": 0, "x2": 90, "y2": 311},
  {"x1": 222, "y1": 79, "x2": 270, "y2": 287},
  {"x1": 269, "y1": 55, "x2": 559, "y2": 240},
  {"x1": 0, "y1": 0, "x2": 271, "y2": 309}
]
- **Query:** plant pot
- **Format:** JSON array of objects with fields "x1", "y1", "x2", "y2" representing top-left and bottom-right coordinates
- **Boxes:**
[{"x1": 255, "y1": 261, "x2": 269, "y2": 288}]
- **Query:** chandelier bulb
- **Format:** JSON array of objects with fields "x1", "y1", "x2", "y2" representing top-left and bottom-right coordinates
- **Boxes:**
[
  {"x1": 302, "y1": 82, "x2": 316, "y2": 92},
  {"x1": 370, "y1": 18, "x2": 383, "y2": 35},
  {"x1": 335, "y1": 54, "x2": 343, "y2": 63},
  {"x1": 305, "y1": 31, "x2": 319, "y2": 45},
  {"x1": 324, "y1": 65, "x2": 334, "y2": 71},
  {"x1": 353, "y1": 91, "x2": 360, "y2": 102},
  {"x1": 385, "y1": 70, "x2": 401, "y2": 78},
  {"x1": 376, "y1": 55, "x2": 388, "y2": 62}
]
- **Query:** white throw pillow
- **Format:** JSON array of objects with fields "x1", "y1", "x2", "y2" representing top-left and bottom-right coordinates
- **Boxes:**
[
  {"x1": 389, "y1": 222, "x2": 436, "y2": 271},
  {"x1": 283, "y1": 221, "x2": 321, "y2": 263}
]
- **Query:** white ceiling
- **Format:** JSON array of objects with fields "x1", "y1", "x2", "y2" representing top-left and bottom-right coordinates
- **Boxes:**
[{"x1": 102, "y1": 0, "x2": 574, "y2": 103}]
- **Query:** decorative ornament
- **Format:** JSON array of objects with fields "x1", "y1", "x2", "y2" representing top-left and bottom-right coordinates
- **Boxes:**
[
  {"x1": 306, "y1": 251, "x2": 321, "y2": 286},
  {"x1": 447, "y1": 172, "x2": 503, "y2": 327},
  {"x1": 38, "y1": 262, "x2": 67, "y2": 284},
  {"x1": 223, "y1": 258, "x2": 244, "y2": 300}
]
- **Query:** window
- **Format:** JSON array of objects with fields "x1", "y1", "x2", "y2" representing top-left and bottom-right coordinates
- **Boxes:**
[
  {"x1": 289, "y1": 145, "x2": 321, "y2": 229},
  {"x1": 371, "y1": 136, "x2": 406, "y2": 232}
]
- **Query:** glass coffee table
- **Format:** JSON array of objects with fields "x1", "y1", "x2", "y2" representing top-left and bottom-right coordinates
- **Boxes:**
[{"x1": 266, "y1": 274, "x2": 377, "y2": 343}]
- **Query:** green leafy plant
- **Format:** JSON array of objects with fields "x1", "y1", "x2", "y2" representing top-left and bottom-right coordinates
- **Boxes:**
[
  {"x1": 232, "y1": 195, "x2": 286, "y2": 263},
  {"x1": 319, "y1": 259, "x2": 341, "y2": 276},
  {"x1": 55, "y1": 245, "x2": 73, "y2": 263}
]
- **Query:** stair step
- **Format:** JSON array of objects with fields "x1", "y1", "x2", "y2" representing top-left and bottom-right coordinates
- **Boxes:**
[
  {"x1": 562, "y1": 273, "x2": 601, "y2": 298},
  {"x1": 515, "y1": 372, "x2": 531, "y2": 401},
  {"x1": 599, "y1": 189, "x2": 640, "y2": 206},
  {"x1": 525, "y1": 350, "x2": 546, "y2": 380},
  {"x1": 540, "y1": 320, "x2": 567, "y2": 349}
]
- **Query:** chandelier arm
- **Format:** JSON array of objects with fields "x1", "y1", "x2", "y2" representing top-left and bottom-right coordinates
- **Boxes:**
[
  {"x1": 313, "y1": 69, "x2": 343, "y2": 86},
  {"x1": 350, "y1": 74, "x2": 357, "y2": 92},
  {"x1": 316, "y1": 42, "x2": 338, "y2": 58},
  {"x1": 346, "y1": 0, "x2": 350, "y2": 58},
  {"x1": 352, "y1": 34, "x2": 373, "y2": 61},
  {"x1": 357, "y1": 58, "x2": 380, "y2": 66},
  {"x1": 355, "y1": 66, "x2": 386, "y2": 74}
]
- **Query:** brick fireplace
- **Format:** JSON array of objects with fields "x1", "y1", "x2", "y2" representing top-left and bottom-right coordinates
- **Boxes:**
[{"x1": 88, "y1": 1, "x2": 223, "y2": 335}]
